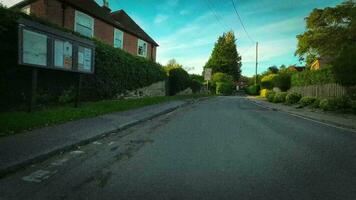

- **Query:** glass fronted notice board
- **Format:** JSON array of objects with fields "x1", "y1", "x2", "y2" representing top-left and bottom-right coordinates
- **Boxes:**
[{"x1": 18, "y1": 18, "x2": 95, "y2": 74}]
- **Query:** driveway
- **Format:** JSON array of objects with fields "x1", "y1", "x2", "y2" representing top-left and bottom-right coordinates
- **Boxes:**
[{"x1": 1, "y1": 96, "x2": 356, "y2": 200}]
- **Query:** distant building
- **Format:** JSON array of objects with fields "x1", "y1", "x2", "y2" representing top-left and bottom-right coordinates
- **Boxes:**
[
  {"x1": 12, "y1": 0, "x2": 158, "y2": 61},
  {"x1": 310, "y1": 57, "x2": 331, "y2": 70},
  {"x1": 288, "y1": 65, "x2": 306, "y2": 72}
]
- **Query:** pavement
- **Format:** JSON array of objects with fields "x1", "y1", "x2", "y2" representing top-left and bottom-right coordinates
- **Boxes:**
[
  {"x1": 1, "y1": 96, "x2": 356, "y2": 200},
  {"x1": 247, "y1": 96, "x2": 356, "y2": 131},
  {"x1": 0, "y1": 100, "x2": 188, "y2": 176}
]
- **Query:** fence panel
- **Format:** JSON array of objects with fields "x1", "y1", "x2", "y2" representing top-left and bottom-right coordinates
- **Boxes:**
[{"x1": 289, "y1": 83, "x2": 348, "y2": 99}]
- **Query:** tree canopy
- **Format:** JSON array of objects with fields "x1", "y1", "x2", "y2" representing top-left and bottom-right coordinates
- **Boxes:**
[
  {"x1": 295, "y1": 0, "x2": 356, "y2": 66},
  {"x1": 204, "y1": 31, "x2": 242, "y2": 81}
]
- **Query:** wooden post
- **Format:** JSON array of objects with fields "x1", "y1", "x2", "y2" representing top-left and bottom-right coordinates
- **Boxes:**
[
  {"x1": 74, "y1": 74, "x2": 82, "y2": 108},
  {"x1": 28, "y1": 68, "x2": 38, "y2": 113}
]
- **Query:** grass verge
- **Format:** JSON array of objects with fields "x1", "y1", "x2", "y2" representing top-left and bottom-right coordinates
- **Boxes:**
[{"x1": 0, "y1": 94, "x2": 210, "y2": 136}]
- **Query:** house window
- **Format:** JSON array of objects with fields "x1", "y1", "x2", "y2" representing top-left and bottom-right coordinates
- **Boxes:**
[
  {"x1": 114, "y1": 29, "x2": 123, "y2": 49},
  {"x1": 21, "y1": 5, "x2": 31, "y2": 15},
  {"x1": 137, "y1": 39, "x2": 147, "y2": 57},
  {"x1": 74, "y1": 11, "x2": 94, "y2": 37}
]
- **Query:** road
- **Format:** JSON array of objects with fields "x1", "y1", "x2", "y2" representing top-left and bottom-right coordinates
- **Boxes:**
[{"x1": 1, "y1": 96, "x2": 356, "y2": 200}]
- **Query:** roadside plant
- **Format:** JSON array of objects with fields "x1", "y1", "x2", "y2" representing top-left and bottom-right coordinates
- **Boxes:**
[
  {"x1": 319, "y1": 99, "x2": 337, "y2": 111},
  {"x1": 334, "y1": 96, "x2": 352, "y2": 110},
  {"x1": 351, "y1": 101, "x2": 356, "y2": 114},
  {"x1": 299, "y1": 96, "x2": 316, "y2": 107},
  {"x1": 273, "y1": 92, "x2": 288, "y2": 103},
  {"x1": 216, "y1": 81, "x2": 234, "y2": 95},
  {"x1": 260, "y1": 89, "x2": 269, "y2": 98},
  {"x1": 312, "y1": 99, "x2": 321, "y2": 109},
  {"x1": 58, "y1": 87, "x2": 76, "y2": 104},
  {"x1": 267, "y1": 91, "x2": 276, "y2": 102},
  {"x1": 245, "y1": 84, "x2": 260, "y2": 96},
  {"x1": 286, "y1": 92, "x2": 302, "y2": 104}
]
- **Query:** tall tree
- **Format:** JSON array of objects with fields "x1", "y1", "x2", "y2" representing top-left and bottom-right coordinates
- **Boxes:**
[
  {"x1": 295, "y1": 0, "x2": 356, "y2": 66},
  {"x1": 204, "y1": 31, "x2": 242, "y2": 81}
]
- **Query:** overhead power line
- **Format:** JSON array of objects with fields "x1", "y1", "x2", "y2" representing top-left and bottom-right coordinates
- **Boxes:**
[
  {"x1": 230, "y1": 0, "x2": 255, "y2": 44},
  {"x1": 203, "y1": 0, "x2": 229, "y2": 31}
]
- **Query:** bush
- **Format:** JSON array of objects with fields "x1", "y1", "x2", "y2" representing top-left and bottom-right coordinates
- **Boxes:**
[
  {"x1": 260, "y1": 74, "x2": 278, "y2": 89},
  {"x1": 273, "y1": 92, "x2": 287, "y2": 103},
  {"x1": 216, "y1": 82, "x2": 234, "y2": 95},
  {"x1": 260, "y1": 89, "x2": 269, "y2": 98},
  {"x1": 312, "y1": 99, "x2": 320, "y2": 108},
  {"x1": 58, "y1": 87, "x2": 76, "y2": 104},
  {"x1": 245, "y1": 85, "x2": 260, "y2": 95},
  {"x1": 275, "y1": 72, "x2": 292, "y2": 91},
  {"x1": 286, "y1": 92, "x2": 302, "y2": 104},
  {"x1": 334, "y1": 96, "x2": 352, "y2": 110},
  {"x1": 299, "y1": 96, "x2": 316, "y2": 107},
  {"x1": 319, "y1": 99, "x2": 337, "y2": 111},
  {"x1": 267, "y1": 91, "x2": 276, "y2": 102},
  {"x1": 190, "y1": 80, "x2": 202, "y2": 94},
  {"x1": 212, "y1": 72, "x2": 233, "y2": 84},
  {"x1": 166, "y1": 67, "x2": 190, "y2": 96},
  {"x1": 351, "y1": 101, "x2": 356, "y2": 114},
  {"x1": 291, "y1": 68, "x2": 337, "y2": 87}
]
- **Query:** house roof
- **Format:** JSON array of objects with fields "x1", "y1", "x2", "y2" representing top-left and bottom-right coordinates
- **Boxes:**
[
  {"x1": 11, "y1": 0, "x2": 158, "y2": 46},
  {"x1": 111, "y1": 10, "x2": 158, "y2": 46},
  {"x1": 288, "y1": 66, "x2": 306, "y2": 72}
]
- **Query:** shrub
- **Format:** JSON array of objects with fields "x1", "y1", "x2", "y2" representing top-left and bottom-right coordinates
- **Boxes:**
[
  {"x1": 245, "y1": 85, "x2": 260, "y2": 95},
  {"x1": 166, "y1": 67, "x2": 190, "y2": 96},
  {"x1": 286, "y1": 92, "x2": 302, "y2": 104},
  {"x1": 273, "y1": 92, "x2": 287, "y2": 103},
  {"x1": 299, "y1": 96, "x2": 317, "y2": 107},
  {"x1": 319, "y1": 99, "x2": 337, "y2": 111},
  {"x1": 58, "y1": 87, "x2": 76, "y2": 104},
  {"x1": 351, "y1": 101, "x2": 356, "y2": 114},
  {"x1": 334, "y1": 96, "x2": 352, "y2": 110},
  {"x1": 291, "y1": 67, "x2": 337, "y2": 87},
  {"x1": 260, "y1": 74, "x2": 278, "y2": 89},
  {"x1": 312, "y1": 99, "x2": 320, "y2": 108},
  {"x1": 190, "y1": 80, "x2": 202, "y2": 94},
  {"x1": 216, "y1": 82, "x2": 234, "y2": 95},
  {"x1": 275, "y1": 72, "x2": 292, "y2": 91},
  {"x1": 260, "y1": 89, "x2": 269, "y2": 98},
  {"x1": 212, "y1": 72, "x2": 233, "y2": 84},
  {"x1": 267, "y1": 91, "x2": 276, "y2": 102}
]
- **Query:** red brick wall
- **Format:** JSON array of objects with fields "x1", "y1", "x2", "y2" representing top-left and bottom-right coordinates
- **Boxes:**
[
  {"x1": 94, "y1": 20, "x2": 114, "y2": 45},
  {"x1": 123, "y1": 32, "x2": 138, "y2": 56},
  {"x1": 30, "y1": 0, "x2": 46, "y2": 17}
]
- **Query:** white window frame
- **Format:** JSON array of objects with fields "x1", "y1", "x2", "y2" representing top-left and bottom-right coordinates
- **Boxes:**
[
  {"x1": 74, "y1": 10, "x2": 94, "y2": 38},
  {"x1": 137, "y1": 39, "x2": 148, "y2": 57},
  {"x1": 114, "y1": 28, "x2": 124, "y2": 49}
]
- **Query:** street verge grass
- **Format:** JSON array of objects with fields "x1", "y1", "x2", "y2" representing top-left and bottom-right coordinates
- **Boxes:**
[{"x1": 0, "y1": 95, "x2": 210, "y2": 136}]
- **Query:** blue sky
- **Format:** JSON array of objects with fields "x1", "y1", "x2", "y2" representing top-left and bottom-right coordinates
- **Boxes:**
[
  {"x1": 96, "y1": 0, "x2": 343, "y2": 77},
  {"x1": 2, "y1": 0, "x2": 343, "y2": 76}
]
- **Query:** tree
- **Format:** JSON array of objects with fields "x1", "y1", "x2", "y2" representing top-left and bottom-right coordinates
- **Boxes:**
[
  {"x1": 268, "y1": 66, "x2": 279, "y2": 74},
  {"x1": 166, "y1": 59, "x2": 182, "y2": 68},
  {"x1": 295, "y1": 1, "x2": 356, "y2": 65},
  {"x1": 204, "y1": 31, "x2": 242, "y2": 81}
]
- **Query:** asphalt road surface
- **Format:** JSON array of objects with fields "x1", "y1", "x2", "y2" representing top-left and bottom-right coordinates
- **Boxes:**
[{"x1": 1, "y1": 96, "x2": 356, "y2": 200}]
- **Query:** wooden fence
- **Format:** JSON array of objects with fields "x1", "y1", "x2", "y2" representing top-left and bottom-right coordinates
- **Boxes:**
[{"x1": 289, "y1": 83, "x2": 349, "y2": 99}]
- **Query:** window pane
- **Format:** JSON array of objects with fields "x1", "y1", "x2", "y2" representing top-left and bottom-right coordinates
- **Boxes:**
[
  {"x1": 78, "y1": 46, "x2": 92, "y2": 72},
  {"x1": 54, "y1": 40, "x2": 72, "y2": 69},
  {"x1": 114, "y1": 29, "x2": 123, "y2": 49},
  {"x1": 75, "y1": 11, "x2": 93, "y2": 37},
  {"x1": 23, "y1": 29, "x2": 47, "y2": 66},
  {"x1": 76, "y1": 24, "x2": 92, "y2": 37}
]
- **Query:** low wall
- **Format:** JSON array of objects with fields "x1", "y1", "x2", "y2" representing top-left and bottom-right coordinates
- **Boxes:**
[
  {"x1": 120, "y1": 81, "x2": 166, "y2": 99},
  {"x1": 289, "y1": 83, "x2": 350, "y2": 99}
]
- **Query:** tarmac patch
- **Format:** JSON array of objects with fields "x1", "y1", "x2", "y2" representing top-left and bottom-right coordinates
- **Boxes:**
[{"x1": 22, "y1": 170, "x2": 58, "y2": 183}]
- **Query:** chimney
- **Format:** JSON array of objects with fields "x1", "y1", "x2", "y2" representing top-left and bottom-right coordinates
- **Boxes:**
[{"x1": 102, "y1": 0, "x2": 111, "y2": 13}]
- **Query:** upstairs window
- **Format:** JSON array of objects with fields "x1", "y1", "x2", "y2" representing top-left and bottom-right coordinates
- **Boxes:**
[
  {"x1": 114, "y1": 29, "x2": 123, "y2": 49},
  {"x1": 74, "y1": 11, "x2": 94, "y2": 37},
  {"x1": 137, "y1": 39, "x2": 147, "y2": 57}
]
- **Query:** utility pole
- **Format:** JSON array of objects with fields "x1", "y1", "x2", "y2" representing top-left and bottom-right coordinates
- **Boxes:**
[{"x1": 255, "y1": 42, "x2": 258, "y2": 85}]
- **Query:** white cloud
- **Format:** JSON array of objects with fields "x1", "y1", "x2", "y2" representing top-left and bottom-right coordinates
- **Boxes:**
[
  {"x1": 154, "y1": 14, "x2": 169, "y2": 25},
  {"x1": 0, "y1": 0, "x2": 22, "y2": 7}
]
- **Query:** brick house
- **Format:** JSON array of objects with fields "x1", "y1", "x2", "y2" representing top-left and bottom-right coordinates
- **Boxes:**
[{"x1": 12, "y1": 0, "x2": 158, "y2": 61}]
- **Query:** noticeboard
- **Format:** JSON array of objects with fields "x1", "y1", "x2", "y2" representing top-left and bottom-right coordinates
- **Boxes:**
[
  {"x1": 204, "y1": 68, "x2": 212, "y2": 81},
  {"x1": 18, "y1": 18, "x2": 95, "y2": 74}
]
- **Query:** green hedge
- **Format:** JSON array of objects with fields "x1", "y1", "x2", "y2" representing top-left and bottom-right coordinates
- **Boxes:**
[
  {"x1": 216, "y1": 81, "x2": 234, "y2": 95},
  {"x1": 166, "y1": 67, "x2": 190, "y2": 96},
  {"x1": 0, "y1": 6, "x2": 166, "y2": 110},
  {"x1": 245, "y1": 84, "x2": 260, "y2": 95},
  {"x1": 291, "y1": 68, "x2": 337, "y2": 87}
]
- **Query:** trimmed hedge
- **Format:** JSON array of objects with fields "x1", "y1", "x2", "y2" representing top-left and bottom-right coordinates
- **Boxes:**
[
  {"x1": 273, "y1": 92, "x2": 287, "y2": 103},
  {"x1": 260, "y1": 74, "x2": 278, "y2": 89},
  {"x1": 216, "y1": 81, "x2": 234, "y2": 95},
  {"x1": 166, "y1": 67, "x2": 190, "y2": 96},
  {"x1": 0, "y1": 6, "x2": 166, "y2": 110},
  {"x1": 291, "y1": 68, "x2": 337, "y2": 87},
  {"x1": 299, "y1": 96, "x2": 316, "y2": 107},
  {"x1": 286, "y1": 92, "x2": 302, "y2": 104},
  {"x1": 267, "y1": 91, "x2": 276, "y2": 102},
  {"x1": 245, "y1": 85, "x2": 260, "y2": 95}
]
